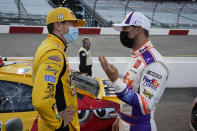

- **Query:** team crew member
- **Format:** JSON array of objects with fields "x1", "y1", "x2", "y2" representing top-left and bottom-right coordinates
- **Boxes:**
[
  {"x1": 32, "y1": 7, "x2": 86, "y2": 131},
  {"x1": 99, "y1": 12, "x2": 169, "y2": 131},
  {"x1": 78, "y1": 37, "x2": 92, "y2": 76}
]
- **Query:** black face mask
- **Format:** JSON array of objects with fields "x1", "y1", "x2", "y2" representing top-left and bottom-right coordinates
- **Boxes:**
[{"x1": 120, "y1": 31, "x2": 135, "y2": 48}]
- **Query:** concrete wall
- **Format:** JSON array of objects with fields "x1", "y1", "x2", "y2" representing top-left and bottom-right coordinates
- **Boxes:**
[
  {"x1": 1, "y1": 25, "x2": 197, "y2": 35},
  {"x1": 4, "y1": 57, "x2": 197, "y2": 88},
  {"x1": 68, "y1": 57, "x2": 197, "y2": 88}
]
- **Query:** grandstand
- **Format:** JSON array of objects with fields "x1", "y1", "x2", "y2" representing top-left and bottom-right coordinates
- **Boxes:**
[
  {"x1": 82, "y1": 0, "x2": 197, "y2": 28},
  {"x1": 0, "y1": 0, "x2": 196, "y2": 28},
  {"x1": 0, "y1": 0, "x2": 52, "y2": 25},
  {"x1": 20, "y1": 0, "x2": 53, "y2": 15}
]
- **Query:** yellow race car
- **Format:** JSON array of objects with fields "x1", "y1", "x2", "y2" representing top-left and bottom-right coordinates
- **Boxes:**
[{"x1": 0, "y1": 58, "x2": 120, "y2": 131}]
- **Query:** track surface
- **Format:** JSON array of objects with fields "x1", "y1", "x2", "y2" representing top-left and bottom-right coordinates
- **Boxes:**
[
  {"x1": 0, "y1": 34, "x2": 197, "y2": 131},
  {"x1": 0, "y1": 34, "x2": 197, "y2": 57}
]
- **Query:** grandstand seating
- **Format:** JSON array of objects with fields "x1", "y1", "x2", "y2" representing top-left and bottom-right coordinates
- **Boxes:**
[
  {"x1": 0, "y1": 0, "x2": 18, "y2": 14},
  {"x1": 0, "y1": 0, "x2": 196, "y2": 28},
  {"x1": 83, "y1": 0, "x2": 197, "y2": 28}
]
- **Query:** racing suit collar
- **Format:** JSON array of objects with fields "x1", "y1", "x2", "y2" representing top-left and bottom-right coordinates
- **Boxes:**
[
  {"x1": 131, "y1": 40, "x2": 154, "y2": 56},
  {"x1": 48, "y1": 34, "x2": 67, "y2": 51}
]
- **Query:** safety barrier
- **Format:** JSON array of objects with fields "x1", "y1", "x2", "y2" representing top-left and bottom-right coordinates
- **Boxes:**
[
  {"x1": 3, "y1": 57, "x2": 197, "y2": 88},
  {"x1": 1, "y1": 25, "x2": 197, "y2": 35}
]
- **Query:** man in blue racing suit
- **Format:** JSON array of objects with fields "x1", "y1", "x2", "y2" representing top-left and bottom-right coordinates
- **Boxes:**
[{"x1": 99, "y1": 12, "x2": 169, "y2": 131}]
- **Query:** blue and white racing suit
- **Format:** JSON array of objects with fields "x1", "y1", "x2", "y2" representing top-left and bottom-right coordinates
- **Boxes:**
[{"x1": 112, "y1": 41, "x2": 169, "y2": 131}]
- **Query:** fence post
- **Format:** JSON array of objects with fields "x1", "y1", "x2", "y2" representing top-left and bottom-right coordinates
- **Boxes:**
[
  {"x1": 151, "y1": 1, "x2": 160, "y2": 27},
  {"x1": 176, "y1": 0, "x2": 196, "y2": 28},
  {"x1": 124, "y1": 0, "x2": 131, "y2": 17},
  {"x1": 176, "y1": 2, "x2": 187, "y2": 28}
]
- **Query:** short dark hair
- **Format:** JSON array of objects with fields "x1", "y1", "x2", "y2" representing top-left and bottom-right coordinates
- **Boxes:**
[
  {"x1": 47, "y1": 23, "x2": 54, "y2": 34},
  {"x1": 82, "y1": 37, "x2": 90, "y2": 44},
  {"x1": 143, "y1": 29, "x2": 149, "y2": 38}
]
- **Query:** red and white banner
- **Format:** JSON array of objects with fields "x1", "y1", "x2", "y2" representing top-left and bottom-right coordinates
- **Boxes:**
[{"x1": 0, "y1": 25, "x2": 197, "y2": 35}]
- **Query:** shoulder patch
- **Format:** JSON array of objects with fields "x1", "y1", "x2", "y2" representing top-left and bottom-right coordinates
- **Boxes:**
[
  {"x1": 133, "y1": 59, "x2": 142, "y2": 69},
  {"x1": 141, "y1": 50, "x2": 155, "y2": 65},
  {"x1": 82, "y1": 53, "x2": 86, "y2": 56},
  {"x1": 48, "y1": 55, "x2": 61, "y2": 62}
]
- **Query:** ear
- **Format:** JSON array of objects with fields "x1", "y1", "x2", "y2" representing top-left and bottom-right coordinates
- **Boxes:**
[
  {"x1": 136, "y1": 26, "x2": 143, "y2": 35},
  {"x1": 54, "y1": 22, "x2": 62, "y2": 31}
]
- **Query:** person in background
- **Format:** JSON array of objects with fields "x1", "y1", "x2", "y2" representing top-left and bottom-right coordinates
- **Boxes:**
[
  {"x1": 32, "y1": 7, "x2": 86, "y2": 131},
  {"x1": 78, "y1": 37, "x2": 92, "y2": 76}
]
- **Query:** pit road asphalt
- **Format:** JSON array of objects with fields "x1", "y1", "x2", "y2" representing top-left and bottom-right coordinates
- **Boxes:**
[{"x1": 0, "y1": 34, "x2": 197, "y2": 131}]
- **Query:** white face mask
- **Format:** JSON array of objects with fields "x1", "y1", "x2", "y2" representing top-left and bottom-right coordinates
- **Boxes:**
[{"x1": 63, "y1": 27, "x2": 79, "y2": 43}]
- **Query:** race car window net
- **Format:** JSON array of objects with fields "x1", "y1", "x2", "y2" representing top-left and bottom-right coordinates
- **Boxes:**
[
  {"x1": 71, "y1": 71, "x2": 100, "y2": 98},
  {"x1": 0, "y1": 80, "x2": 34, "y2": 113}
]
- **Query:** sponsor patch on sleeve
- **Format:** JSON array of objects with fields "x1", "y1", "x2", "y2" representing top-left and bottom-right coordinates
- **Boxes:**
[
  {"x1": 44, "y1": 75, "x2": 56, "y2": 83},
  {"x1": 143, "y1": 76, "x2": 159, "y2": 90},
  {"x1": 48, "y1": 55, "x2": 61, "y2": 62},
  {"x1": 82, "y1": 53, "x2": 86, "y2": 56},
  {"x1": 133, "y1": 59, "x2": 142, "y2": 69},
  {"x1": 147, "y1": 70, "x2": 162, "y2": 79},
  {"x1": 45, "y1": 83, "x2": 55, "y2": 93},
  {"x1": 143, "y1": 89, "x2": 153, "y2": 99},
  {"x1": 52, "y1": 103, "x2": 60, "y2": 120},
  {"x1": 45, "y1": 65, "x2": 58, "y2": 76},
  {"x1": 121, "y1": 86, "x2": 135, "y2": 102}
]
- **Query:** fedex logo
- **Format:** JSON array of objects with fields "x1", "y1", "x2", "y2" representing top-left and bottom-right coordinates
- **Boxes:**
[{"x1": 143, "y1": 76, "x2": 159, "y2": 90}]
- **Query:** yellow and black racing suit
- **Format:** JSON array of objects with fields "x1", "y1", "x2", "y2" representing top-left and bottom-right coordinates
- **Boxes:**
[{"x1": 32, "y1": 34, "x2": 80, "y2": 131}]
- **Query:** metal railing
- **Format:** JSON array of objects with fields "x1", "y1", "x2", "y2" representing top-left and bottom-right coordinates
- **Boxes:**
[
  {"x1": 0, "y1": 12, "x2": 46, "y2": 25},
  {"x1": 1, "y1": 0, "x2": 197, "y2": 28},
  {"x1": 121, "y1": 0, "x2": 197, "y2": 28}
]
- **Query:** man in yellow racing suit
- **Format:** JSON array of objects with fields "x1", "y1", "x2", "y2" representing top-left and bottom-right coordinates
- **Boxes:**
[{"x1": 32, "y1": 7, "x2": 86, "y2": 131}]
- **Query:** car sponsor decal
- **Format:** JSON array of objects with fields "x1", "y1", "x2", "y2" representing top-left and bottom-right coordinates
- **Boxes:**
[
  {"x1": 44, "y1": 75, "x2": 56, "y2": 83},
  {"x1": 52, "y1": 103, "x2": 60, "y2": 120},
  {"x1": 143, "y1": 89, "x2": 153, "y2": 99},
  {"x1": 45, "y1": 83, "x2": 55, "y2": 93},
  {"x1": 147, "y1": 70, "x2": 162, "y2": 79},
  {"x1": 143, "y1": 76, "x2": 159, "y2": 90},
  {"x1": 133, "y1": 59, "x2": 142, "y2": 69},
  {"x1": 45, "y1": 65, "x2": 58, "y2": 75},
  {"x1": 48, "y1": 55, "x2": 61, "y2": 62}
]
